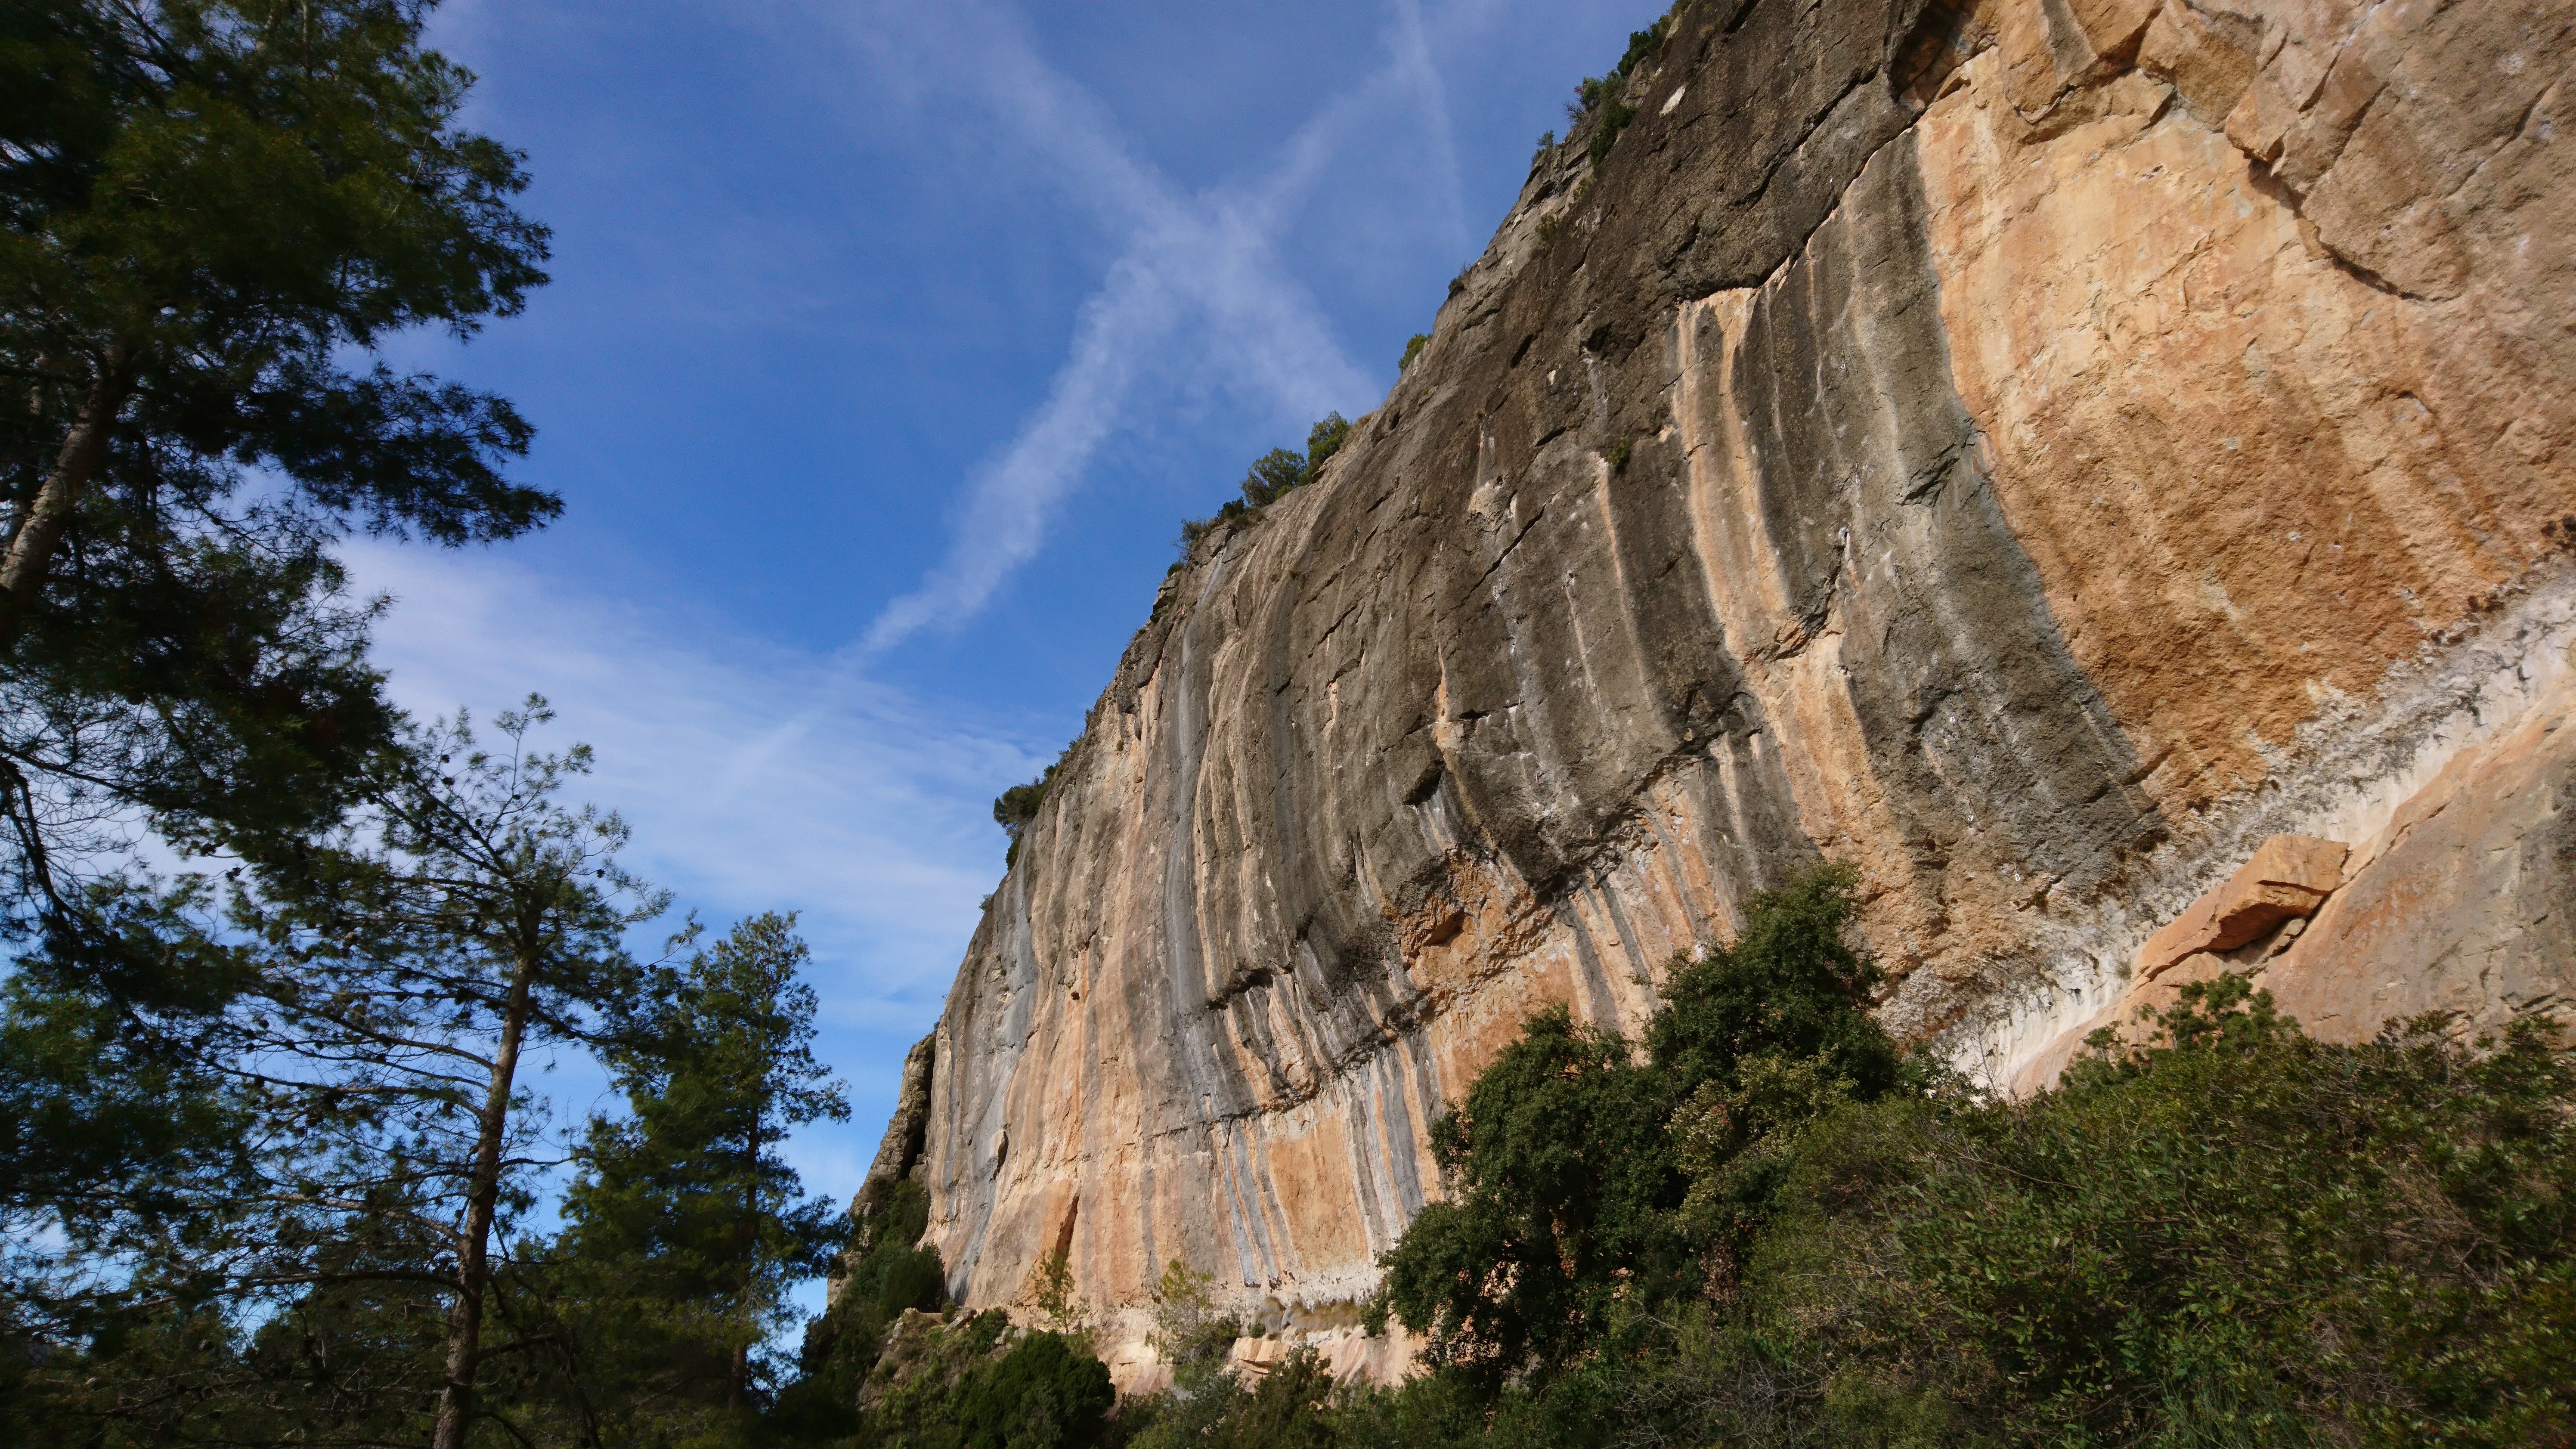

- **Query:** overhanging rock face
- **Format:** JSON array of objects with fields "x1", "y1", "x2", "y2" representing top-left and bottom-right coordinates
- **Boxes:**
[{"x1": 869, "y1": 0, "x2": 2576, "y2": 1382}]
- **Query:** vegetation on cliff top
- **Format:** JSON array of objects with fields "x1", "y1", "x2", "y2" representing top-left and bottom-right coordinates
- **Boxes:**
[
  {"x1": 1564, "y1": 8, "x2": 1676, "y2": 168},
  {"x1": 1175, "y1": 413, "x2": 1353, "y2": 564},
  {"x1": 995, "y1": 743, "x2": 1080, "y2": 867}
]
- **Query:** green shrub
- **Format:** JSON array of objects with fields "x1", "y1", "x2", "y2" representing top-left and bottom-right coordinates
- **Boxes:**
[
  {"x1": 1376, "y1": 1005, "x2": 1688, "y2": 1384},
  {"x1": 1147, "y1": 1257, "x2": 1240, "y2": 1373},
  {"x1": 1122, "y1": 1342, "x2": 1344, "y2": 1449},
  {"x1": 872, "y1": 1248, "x2": 949, "y2": 1319},
  {"x1": 1353, "y1": 877, "x2": 2576, "y2": 1449},
  {"x1": 854, "y1": 1183, "x2": 946, "y2": 1318},
  {"x1": 1241, "y1": 449, "x2": 1306, "y2": 508},
  {"x1": 777, "y1": 1180, "x2": 951, "y2": 1438},
  {"x1": 995, "y1": 775, "x2": 1053, "y2": 839},
  {"x1": 853, "y1": 1310, "x2": 1019, "y2": 1447},
  {"x1": 1567, "y1": 74, "x2": 1620, "y2": 121},
  {"x1": 952, "y1": 1331, "x2": 1114, "y2": 1449},
  {"x1": 1205, "y1": 1348, "x2": 1338, "y2": 1449},
  {"x1": 1806, "y1": 979, "x2": 2576, "y2": 1446},
  {"x1": 1024, "y1": 1244, "x2": 1094, "y2": 1344},
  {"x1": 1377, "y1": 867, "x2": 1906, "y2": 1386},
  {"x1": 1681, "y1": 976, "x2": 2576, "y2": 1447},
  {"x1": 1644, "y1": 866, "x2": 1899, "y2": 1104},
  {"x1": 996, "y1": 746, "x2": 1078, "y2": 864},
  {"x1": 1566, "y1": 9, "x2": 1676, "y2": 168},
  {"x1": 1617, "y1": 14, "x2": 1674, "y2": 79},
  {"x1": 1305, "y1": 413, "x2": 1351, "y2": 476},
  {"x1": 1177, "y1": 415, "x2": 1353, "y2": 562},
  {"x1": 1587, "y1": 97, "x2": 1637, "y2": 168}
]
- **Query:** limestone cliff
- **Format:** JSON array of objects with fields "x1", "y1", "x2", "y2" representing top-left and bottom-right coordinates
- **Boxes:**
[{"x1": 865, "y1": 0, "x2": 2576, "y2": 1385}]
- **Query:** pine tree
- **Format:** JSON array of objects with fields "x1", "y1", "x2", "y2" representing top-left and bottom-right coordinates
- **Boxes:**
[
  {"x1": 554, "y1": 912, "x2": 850, "y2": 1430},
  {"x1": 0, "y1": 0, "x2": 554, "y2": 962},
  {"x1": 0, "y1": 9, "x2": 563, "y2": 1426},
  {"x1": 231, "y1": 700, "x2": 659, "y2": 1449},
  {"x1": 0, "y1": 701, "x2": 666, "y2": 1446}
]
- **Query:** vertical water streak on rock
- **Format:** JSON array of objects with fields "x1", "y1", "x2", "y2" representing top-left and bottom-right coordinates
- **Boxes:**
[{"x1": 1560, "y1": 897, "x2": 1625, "y2": 1030}]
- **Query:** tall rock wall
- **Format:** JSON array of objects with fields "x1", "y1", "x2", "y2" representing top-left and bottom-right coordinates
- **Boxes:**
[{"x1": 868, "y1": 0, "x2": 2576, "y2": 1381}]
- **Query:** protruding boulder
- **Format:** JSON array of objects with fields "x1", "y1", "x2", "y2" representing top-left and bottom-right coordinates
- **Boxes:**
[{"x1": 2136, "y1": 836, "x2": 2350, "y2": 979}]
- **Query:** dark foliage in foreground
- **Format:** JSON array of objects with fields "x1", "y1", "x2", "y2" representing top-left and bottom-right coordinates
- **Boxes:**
[
  {"x1": 1376, "y1": 867, "x2": 1902, "y2": 1388},
  {"x1": 0, "y1": 0, "x2": 558, "y2": 979},
  {"x1": 19, "y1": 834, "x2": 2567, "y2": 1449}
]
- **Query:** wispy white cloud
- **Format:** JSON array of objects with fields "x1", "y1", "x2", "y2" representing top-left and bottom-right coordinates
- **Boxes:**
[
  {"x1": 860, "y1": 254, "x2": 1177, "y2": 653},
  {"x1": 839, "y1": 0, "x2": 1492, "y2": 654},
  {"x1": 342, "y1": 536, "x2": 1040, "y2": 1255},
  {"x1": 1390, "y1": 0, "x2": 1476, "y2": 259},
  {"x1": 347, "y1": 539, "x2": 1032, "y2": 1028}
]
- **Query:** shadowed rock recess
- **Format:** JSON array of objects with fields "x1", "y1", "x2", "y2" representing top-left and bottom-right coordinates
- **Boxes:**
[{"x1": 858, "y1": 0, "x2": 2576, "y2": 1384}]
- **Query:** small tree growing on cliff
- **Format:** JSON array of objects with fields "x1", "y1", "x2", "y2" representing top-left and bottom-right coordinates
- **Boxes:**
[
  {"x1": 1239, "y1": 449, "x2": 1305, "y2": 508},
  {"x1": 1304, "y1": 412, "x2": 1352, "y2": 475},
  {"x1": 1025, "y1": 1243, "x2": 1094, "y2": 1347},
  {"x1": 1147, "y1": 1258, "x2": 1236, "y2": 1372}
]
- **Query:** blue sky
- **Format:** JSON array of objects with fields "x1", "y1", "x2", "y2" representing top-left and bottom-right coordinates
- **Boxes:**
[{"x1": 358, "y1": 0, "x2": 1657, "y2": 1255}]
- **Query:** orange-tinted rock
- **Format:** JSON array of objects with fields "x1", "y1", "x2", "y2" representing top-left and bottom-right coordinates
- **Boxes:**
[
  {"x1": 2011, "y1": 629, "x2": 2576, "y2": 1094},
  {"x1": 2134, "y1": 835, "x2": 2347, "y2": 977},
  {"x1": 2257, "y1": 664, "x2": 2576, "y2": 1041}
]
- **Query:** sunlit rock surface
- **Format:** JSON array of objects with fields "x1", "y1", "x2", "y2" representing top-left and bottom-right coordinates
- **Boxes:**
[{"x1": 861, "y1": 0, "x2": 2576, "y2": 1379}]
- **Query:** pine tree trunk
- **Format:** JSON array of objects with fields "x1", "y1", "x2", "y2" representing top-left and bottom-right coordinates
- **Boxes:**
[
  {"x1": 1, "y1": 350, "x2": 130, "y2": 645},
  {"x1": 432, "y1": 946, "x2": 538, "y2": 1449}
]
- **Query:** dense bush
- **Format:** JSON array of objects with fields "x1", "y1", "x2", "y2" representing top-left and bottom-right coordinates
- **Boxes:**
[
  {"x1": 994, "y1": 768, "x2": 1057, "y2": 842},
  {"x1": 1616, "y1": 13, "x2": 1675, "y2": 77},
  {"x1": 1774, "y1": 978, "x2": 2576, "y2": 1446},
  {"x1": 775, "y1": 1180, "x2": 951, "y2": 1440},
  {"x1": 1376, "y1": 867, "x2": 1903, "y2": 1385},
  {"x1": 995, "y1": 746, "x2": 1080, "y2": 866},
  {"x1": 817, "y1": 1312, "x2": 1112, "y2": 1449},
  {"x1": 1123, "y1": 1346, "x2": 1339, "y2": 1449},
  {"x1": 1240, "y1": 449, "x2": 1307, "y2": 508},
  {"x1": 1586, "y1": 95, "x2": 1638, "y2": 168},
  {"x1": 1304, "y1": 413, "x2": 1351, "y2": 475},
  {"x1": 953, "y1": 1332, "x2": 1116, "y2": 1449}
]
